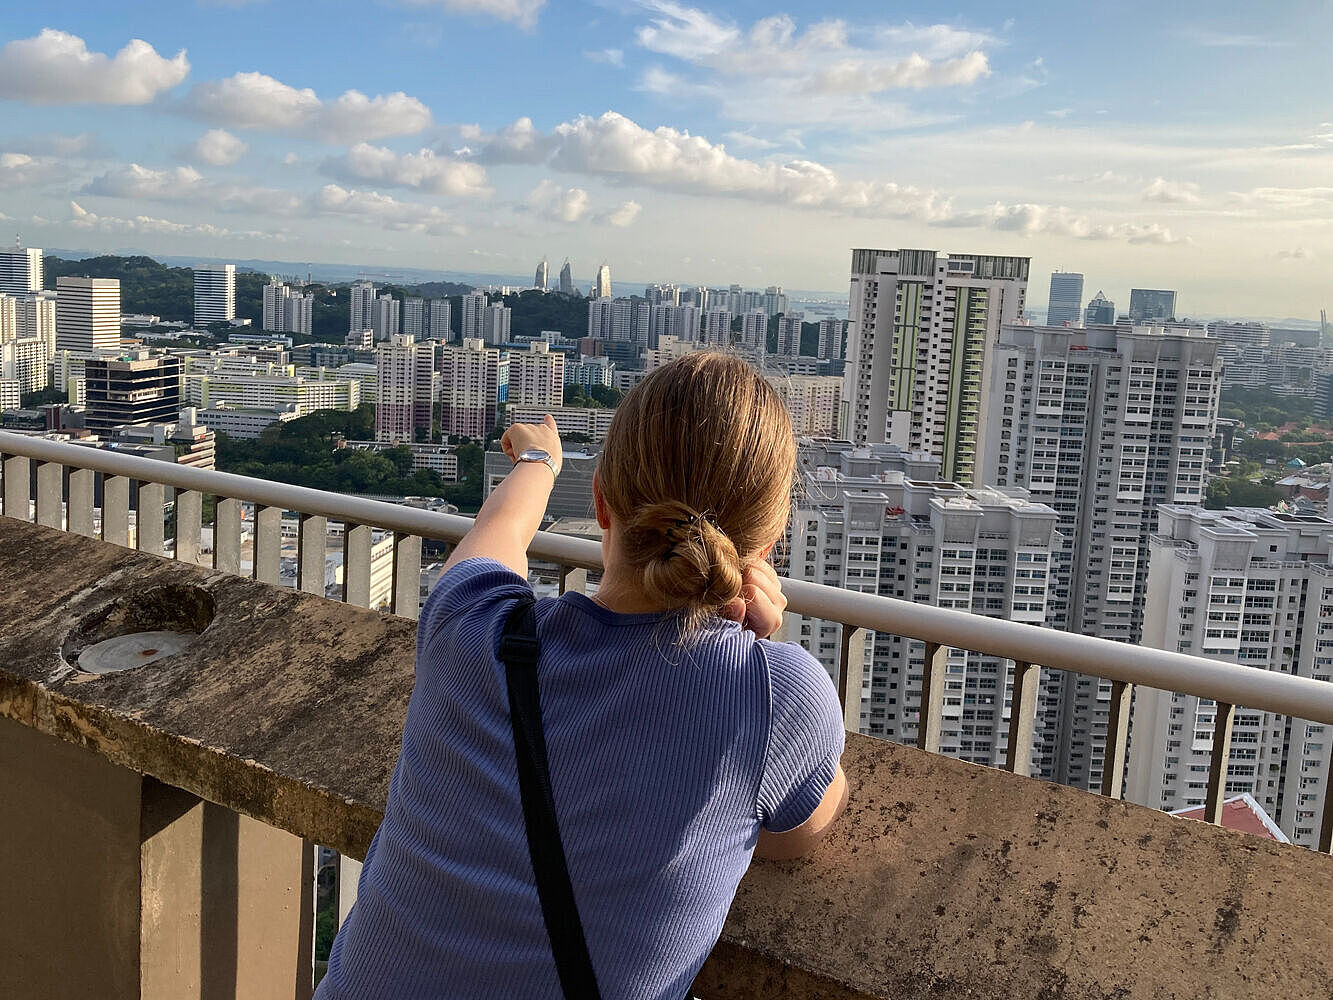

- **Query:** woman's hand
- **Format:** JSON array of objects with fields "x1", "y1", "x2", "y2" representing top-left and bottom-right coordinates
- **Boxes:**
[
  {"x1": 722, "y1": 559, "x2": 788, "y2": 638},
  {"x1": 501, "y1": 414, "x2": 563, "y2": 476}
]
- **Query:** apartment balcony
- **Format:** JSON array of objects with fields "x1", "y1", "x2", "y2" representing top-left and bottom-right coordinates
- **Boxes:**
[{"x1": 2, "y1": 429, "x2": 1333, "y2": 999}]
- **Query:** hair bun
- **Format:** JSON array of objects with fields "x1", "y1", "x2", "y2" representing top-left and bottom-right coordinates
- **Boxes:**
[{"x1": 623, "y1": 499, "x2": 743, "y2": 614}]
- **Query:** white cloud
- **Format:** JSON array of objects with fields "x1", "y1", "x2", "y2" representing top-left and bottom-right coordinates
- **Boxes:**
[
  {"x1": 0, "y1": 152, "x2": 50, "y2": 187},
  {"x1": 1144, "y1": 176, "x2": 1201, "y2": 204},
  {"x1": 1179, "y1": 28, "x2": 1287, "y2": 48},
  {"x1": 602, "y1": 200, "x2": 642, "y2": 227},
  {"x1": 12, "y1": 132, "x2": 98, "y2": 157},
  {"x1": 400, "y1": 0, "x2": 545, "y2": 30},
  {"x1": 312, "y1": 183, "x2": 462, "y2": 234},
  {"x1": 809, "y1": 51, "x2": 990, "y2": 94},
  {"x1": 524, "y1": 180, "x2": 590, "y2": 222},
  {"x1": 85, "y1": 164, "x2": 206, "y2": 199},
  {"x1": 468, "y1": 111, "x2": 1183, "y2": 244},
  {"x1": 0, "y1": 30, "x2": 188, "y2": 105},
  {"x1": 192, "y1": 128, "x2": 248, "y2": 166},
  {"x1": 323, "y1": 143, "x2": 490, "y2": 196},
  {"x1": 282, "y1": 152, "x2": 300, "y2": 165},
  {"x1": 66, "y1": 200, "x2": 283, "y2": 240},
  {"x1": 187, "y1": 73, "x2": 431, "y2": 143},
  {"x1": 583, "y1": 48, "x2": 625, "y2": 68},
  {"x1": 1241, "y1": 186, "x2": 1333, "y2": 210}
]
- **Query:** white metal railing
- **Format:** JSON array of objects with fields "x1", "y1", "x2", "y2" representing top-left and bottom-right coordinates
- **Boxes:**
[{"x1": 3, "y1": 427, "x2": 1332, "y2": 860}]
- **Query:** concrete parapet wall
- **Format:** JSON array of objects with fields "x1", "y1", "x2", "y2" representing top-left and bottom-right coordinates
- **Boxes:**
[{"x1": 1, "y1": 517, "x2": 1331, "y2": 998}]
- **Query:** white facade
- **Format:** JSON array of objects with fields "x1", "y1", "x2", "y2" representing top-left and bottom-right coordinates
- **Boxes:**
[
  {"x1": 776, "y1": 313, "x2": 804, "y2": 357},
  {"x1": 980, "y1": 322, "x2": 1223, "y2": 790},
  {"x1": 1, "y1": 333, "x2": 51, "y2": 393},
  {"x1": 183, "y1": 356, "x2": 361, "y2": 416},
  {"x1": 844, "y1": 248, "x2": 1028, "y2": 484},
  {"x1": 55, "y1": 277, "x2": 120, "y2": 353},
  {"x1": 592, "y1": 264, "x2": 612, "y2": 301},
  {"x1": 375, "y1": 334, "x2": 434, "y2": 444},
  {"x1": 481, "y1": 304, "x2": 511, "y2": 346},
  {"x1": 193, "y1": 264, "x2": 236, "y2": 325},
  {"x1": 817, "y1": 319, "x2": 845, "y2": 361},
  {"x1": 437, "y1": 338, "x2": 508, "y2": 439},
  {"x1": 787, "y1": 441, "x2": 1063, "y2": 773},
  {"x1": 739, "y1": 309, "x2": 767, "y2": 353},
  {"x1": 349, "y1": 281, "x2": 376, "y2": 333},
  {"x1": 371, "y1": 294, "x2": 400, "y2": 341},
  {"x1": 0, "y1": 246, "x2": 42, "y2": 296},
  {"x1": 1134, "y1": 505, "x2": 1333, "y2": 849},
  {"x1": 769, "y1": 374, "x2": 842, "y2": 437},
  {"x1": 565, "y1": 355, "x2": 614, "y2": 390},
  {"x1": 402, "y1": 297, "x2": 424, "y2": 337},
  {"x1": 702, "y1": 309, "x2": 733, "y2": 347},
  {"x1": 645, "y1": 334, "x2": 702, "y2": 371},
  {"x1": 507, "y1": 341, "x2": 565, "y2": 409},
  {"x1": 648, "y1": 305, "x2": 700, "y2": 347},
  {"x1": 262, "y1": 280, "x2": 313, "y2": 335},
  {"x1": 197, "y1": 404, "x2": 302, "y2": 439},
  {"x1": 0, "y1": 378, "x2": 19, "y2": 411},
  {"x1": 461, "y1": 293, "x2": 487, "y2": 341},
  {"x1": 299, "y1": 362, "x2": 378, "y2": 403},
  {"x1": 508, "y1": 405, "x2": 615, "y2": 440}
]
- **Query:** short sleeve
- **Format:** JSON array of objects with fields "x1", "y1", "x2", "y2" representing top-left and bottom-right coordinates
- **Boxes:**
[
  {"x1": 756, "y1": 641, "x2": 846, "y2": 833},
  {"x1": 417, "y1": 557, "x2": 533, "y2": 654}
]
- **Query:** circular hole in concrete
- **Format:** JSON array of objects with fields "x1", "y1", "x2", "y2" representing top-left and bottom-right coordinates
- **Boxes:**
[
  {"x1": 77, "y1": 630, "x2": 197, "y2": 674},
  {"x1": 63, "y1": 584, "x2": 216, "y2": 675}
]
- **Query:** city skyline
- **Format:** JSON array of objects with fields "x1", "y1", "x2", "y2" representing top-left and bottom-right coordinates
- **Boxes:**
[{"x1": 0, "y1": 3, "x2": 1329, "y2": 318}]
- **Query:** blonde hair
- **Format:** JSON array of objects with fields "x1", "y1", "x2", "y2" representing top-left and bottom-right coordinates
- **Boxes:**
[{"x1": 598, "y1": 352, "x2": 797, "y2": 630}]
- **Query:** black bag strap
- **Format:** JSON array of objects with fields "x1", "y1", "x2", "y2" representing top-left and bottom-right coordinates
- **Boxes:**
[{"x1": 499, "y1": 599, "x2": 602, "y2": 1000}]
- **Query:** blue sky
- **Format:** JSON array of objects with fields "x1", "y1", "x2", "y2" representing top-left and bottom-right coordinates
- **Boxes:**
[{"x1": 0, "y1": 1, "x2": 1330, "y2": 317}]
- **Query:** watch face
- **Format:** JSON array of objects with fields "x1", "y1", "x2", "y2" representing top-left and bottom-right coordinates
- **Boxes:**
[{"x1": 519, "y1": 448, "x2": 551, "y2": 462}]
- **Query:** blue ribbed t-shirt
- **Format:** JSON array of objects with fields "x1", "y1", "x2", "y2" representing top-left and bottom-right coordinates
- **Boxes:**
[{"x1": 317, "y1": 557, "x2": 845, "y2": 1000}]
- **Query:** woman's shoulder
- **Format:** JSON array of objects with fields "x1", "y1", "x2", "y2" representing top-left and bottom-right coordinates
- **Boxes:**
[{"x1": 419, "y1": 557, "x2": 533, "y2": 644}]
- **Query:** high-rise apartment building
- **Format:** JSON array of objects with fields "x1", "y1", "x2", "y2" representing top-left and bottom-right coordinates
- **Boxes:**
[
  {"x1": 403, "y1": 297, "x2": 425, "y2": 338},
  {"x1": 776, "y1": 313, "x2": 804, "y2": 357},
  {"x1": 645, "y1": 283, "x2": 679, "y2": 307},
  {"x1": 1084, "y1": 290, "x2": 1115, "y2": 326},
  {"x1": 1128, "y1": 288, "x2": 1177, "y2": 323},
  {"x1": 558, "y1": 260, "x2": 574, "y2": 296},
  {"x1": 592, "y1": 264, "x2": 612, "y2": 301},
  {"x1": 375, "y1": 334, "x2": 434, "y2": 443},
  {"x1": 193, "y1": 264, "x2": 236, "y2": 326},
  {"x1": 535, "y1": 258, "x2": 549, "y2": 291},
  {"x1": 371, "y1": 294, "x2": 400, "y2": 341},
  {"x1": 740, "y1": 310, "x2": 767, "y2": 353},
  {"x1": 702, "y1": 309, "x2": 733, "y2": 347},
  {"x1": 437, "y1": 338, "x2": 508, "y2": 439},
  {"x1": 262, "y1": 280, "x2": 313, "y2": 335},
  {"x1": 980, "y1": 322, "x2": 1222, "y2": 790},
  {"x1": 349, "y1": 280, "x2": 376, "y2": 333},
  {"x1": 817, "y1": 319, "x2": 845, "y2": 361},
  {"x1": 425, "y1": 298, "x2": 451, "y2": 340},
  {"x1": 1134, "y1": 506, "x2": 1333, "y2": 848},
  {"x1": 461, "y1": 293, "x2": 487, "y2": 341},
  {"x1": 1045, "y1": 271, "x2": 1084, "y2": 326},
  {"x1": 590, "y1": 298, "x2": 649, "y2": 352},
  {"x1": 844, "y1": 248, "x2": 1029, "y2": 484},
  {"x1": 507, "y1": 341, "x2": 564, "y2": 409},
  {"x1": 1, "y1": 292, "x2": 50, "y2": 393},
  {"x1": 769, "y1": 375, "x2": 841, "y2": 436},
  {"x1": 0, "y1": 245, "x2": 42, "y2": 296},
  {"x1": 55, "y1": 276, "x2": 120, "y2": 353},
  {"x1": 648, "y1": 305, "x2": 700, "y2": 348},
  {"x1": 763, "y1": 286, "x2": 788, "y2": 318},
  {"x1": 787, "y1": 441, "x2": 1063, "y2": 772},
  {"x1": 84, "y1": 353, "x2": 183, "y2": 434},
  {"x1": 480, "y1": 304, "x2": 511, "y2": 346}
]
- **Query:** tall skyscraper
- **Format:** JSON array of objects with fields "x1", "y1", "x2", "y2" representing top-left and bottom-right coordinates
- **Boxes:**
[
  {"x1": 402, "y1": 297, "x2": 425, "y2": 338},
  {"x1": 375, "y1": 334, "x2": 434, "y2": 443},
  {"x1": 193, "y1": 264, "x2": 236, "y2": 326},
  {"x1": 645, "y1": 283, "x2": 680, "y2": 307},
  {"x1": 648, "y1": 305, "x2": 700, "y2": 348},
  {"x1": 763, "y1": 286, "x2": 788, "y2": 318},
  {"x1": 702, "y1": 309, "x2": 732, "y2": 347},
  {"x1": 460, "y1": 293, "x2": 487, "y2": 341},
  {"x1": 480, "y1": 303, "x2": 511, "y2": 346},
  {"x1": 371, "y1": 294, "x2": 400, "y2": 341},
  {"x1": 19, "y1": 292, "x2": 56, "y2": 356},
  {"x1": 776, "y1": 313, "x2": 804, "y2": 357},
  {"x1": 980, "y1": 322, "x2": 1222, "y2": 790},
  {"x1": 592, "y1": 263, "x2": 612, "y2": 300},
  {"x1": 0, "y1": 244, "x2": 42, "y2": 296},
  {"x1": 558, "y1": 260, "x2": 574, "y2": 296},
  {"x1": 262, "y1": 280, "x2": 313, "y2": 335},
  {"x1": 1134, "y1": 506, "x2": 1333, "y2": 849},
  {"x1": 817, "y1": 319, "x2": 845, "y2": 361},
  {"x1": 349, "y1": 280, "x2": 376, "y2": 333},
  {"x1": 55, "y1": 276, "x2": 120, "y2": 353},
  {"x1": 507, "y1": 341, "x2": 565, "y2": 409},
  {"x1": 0, "y1": 293, "x2": 50, "y2": 394},
  {"x1": 1128, "y1": 288, "x2": 1178, "y2": 323},
  {"x1": 85, "y1": 354, "x2": 182, "y2": 434},
  {"x1": 1084, "y1": 290, "x2": 1115, "y2": 326},
  {"x1": 535, "y1": 258, "x2": 549, "y2": 291},
  {"x1": 1045, "y1": 271, "x2": 1084, "y2": 326},
  {"x1": 787, "y1": 441, "x2": 1063, "y2": 771},
  {"x1": 437, "y1": 338, "x2": 508, "y2": 438},
  {"x1": 425, "y1": 298, "x2": 451, "y2": 339},
  {"x1": 740, "y1": 310, "x2": 767, "y2": 353},
  {"x1": 844, "y1": 248, "x2": 1029, "y2": 484}
]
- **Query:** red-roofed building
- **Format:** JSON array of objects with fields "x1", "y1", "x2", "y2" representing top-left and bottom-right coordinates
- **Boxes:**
[{"x1": 1170, "y1": 794, "x2": 1290, "y2": 843}]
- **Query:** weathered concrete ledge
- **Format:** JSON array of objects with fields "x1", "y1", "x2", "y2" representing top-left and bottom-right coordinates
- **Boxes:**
[{"x1": 2, "y1": 516, "x2": 1332, "y2": 999}]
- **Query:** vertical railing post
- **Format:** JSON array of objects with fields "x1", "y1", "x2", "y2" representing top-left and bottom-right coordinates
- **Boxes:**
[
  {"x1": 1320, "y1": 756, "x2": 1333, "y2": 854},
  {"x1": 213, "y1": 497, "x2": 243, "y2": 576},
  {"x1": 174, "y1": 489, "x2": 202, "y2": 564},
  {"x1": 297, "y1": 514, "x2": 328, "y2": 596},
  {"x1": 1004, "y1": 661, "x2": 1041, "y2": 777},
  {"x1": 1205, "y1": 702, "x2": 1237, "y2": 825},
  {"x1": 917, "y1": 641, "x2": 947, "y2": 754},
  {"x1": 342, "y1": 523, "x2": 373, "y2": 608},
  {"x1": 391, "y1": 531, "x2": 423, "y2": 619},
  {"x1": 559, "y1": 565, "x2": 588, "y2": 595},
  {"x1": 135, "y1": 482, "x2": 166, "y2": 556},
  {"x1": 34, "y1": 461, "x2": 62, "y2": 529},
  {"x1": 102, "y1": 474, "x2": 130, "y2": 548},
  {"x1": 837, "y1": 625, "x2": 867, "y2": 734},
  {"x1": 1101, "y1": 680, "x2": 1133, "y2": 799},
  {"x1": 67, "y1": 467, "x2": 95, "y2": 537},
  {"x1": 2, "y1": 453, "x2": 30, "y2": 520},
  {"x1": 253, "y1": 504, "x2": 282, "y2": 585}
]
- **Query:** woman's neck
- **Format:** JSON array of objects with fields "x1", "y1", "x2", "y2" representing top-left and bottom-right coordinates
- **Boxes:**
[{"x1": 590, "y1": 565, "x2": 663, "y2": 614}]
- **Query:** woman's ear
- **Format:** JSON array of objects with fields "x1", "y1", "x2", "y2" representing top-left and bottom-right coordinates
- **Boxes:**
[{"x1": 592, "y1": 470, "x2": 611, "y2": 529}]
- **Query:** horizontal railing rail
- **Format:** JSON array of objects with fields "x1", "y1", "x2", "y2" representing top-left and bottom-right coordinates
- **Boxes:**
[{"x1": 2, "y1": 427, "x2": 1330, "y2": 857}]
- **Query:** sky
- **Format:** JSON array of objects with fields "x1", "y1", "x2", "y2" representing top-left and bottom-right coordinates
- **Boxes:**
[{"x1": 0, "y1": 1, "x2": 1330, "y2": 318}]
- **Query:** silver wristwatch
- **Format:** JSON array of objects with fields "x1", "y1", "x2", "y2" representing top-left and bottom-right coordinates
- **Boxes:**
[{"x1": 515, "y1": 447, "x2": 559, "y2": 478}]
